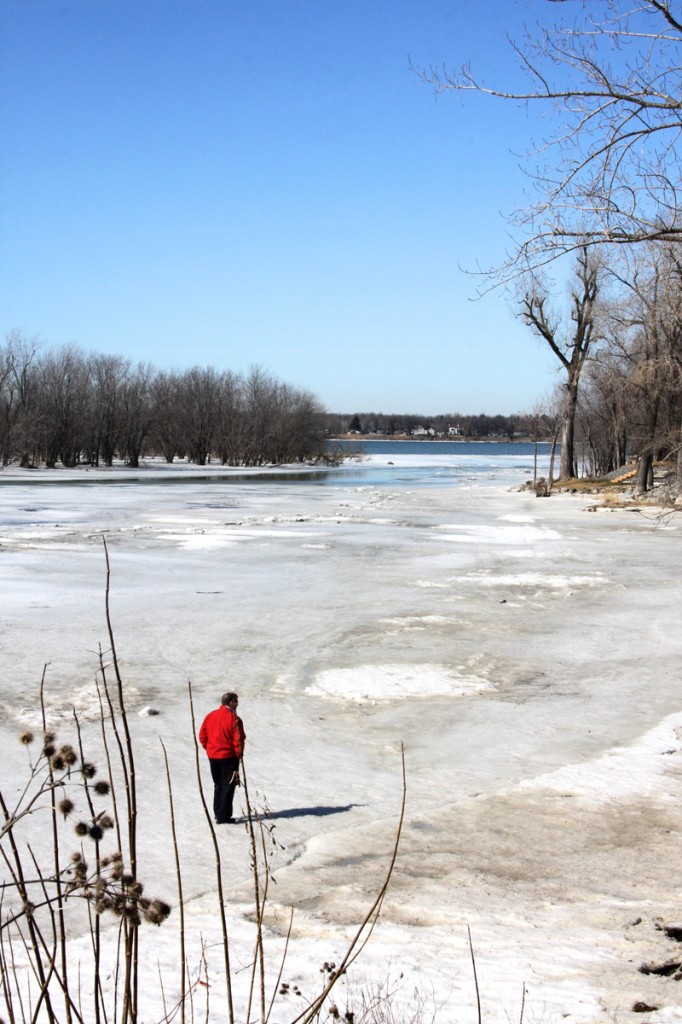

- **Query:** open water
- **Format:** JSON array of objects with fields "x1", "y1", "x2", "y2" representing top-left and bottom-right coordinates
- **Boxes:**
[{"x1": 330, "y1": 438, "x2": 551, "y2": 486}]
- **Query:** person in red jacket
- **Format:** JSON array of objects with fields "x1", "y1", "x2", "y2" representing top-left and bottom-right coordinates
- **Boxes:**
[{"x1": 199, "y1": 692, "x2": 245, "y2": 824}]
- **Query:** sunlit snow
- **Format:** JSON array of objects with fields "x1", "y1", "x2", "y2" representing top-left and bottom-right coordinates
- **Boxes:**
[{"x1": 1, "y1": 449, "x2": 682, "y2": 1023}]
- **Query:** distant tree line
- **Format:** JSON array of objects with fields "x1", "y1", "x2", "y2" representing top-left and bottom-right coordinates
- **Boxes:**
[
  {"x1": 0, "y1": 335, "x2": 326, "y2": 469},
  {"x1": 323, "y1": 411, "x2": 554, "y2": 440},
  {"x1": 517, "y1": 244, "x2": 682, "y2": 494}
]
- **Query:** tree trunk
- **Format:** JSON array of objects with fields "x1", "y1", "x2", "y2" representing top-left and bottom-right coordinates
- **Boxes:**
[
  {"x1": 559, "y1": 384, "x2": 578, "y2": 479},
  {"x1": 636, "y1": 451, "x2": 654, "y2": 494},
  {"x1": 548, "y1": 428, "x2": 560, "y2": 491}
]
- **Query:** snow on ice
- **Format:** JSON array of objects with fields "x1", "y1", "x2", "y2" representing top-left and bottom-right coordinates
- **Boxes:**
[{"x1": 1, "y1": 449, "x2": 682, "y2": 1022}]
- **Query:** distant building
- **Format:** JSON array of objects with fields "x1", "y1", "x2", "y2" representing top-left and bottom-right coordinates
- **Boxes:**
[{"x1": 448, "y1": 425, "x2": 462, "y2": 436}]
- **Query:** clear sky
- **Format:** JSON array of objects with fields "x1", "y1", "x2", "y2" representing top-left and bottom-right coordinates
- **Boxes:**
[{"x1": 0, "y1": 0, "x2": 562, "y2": 415}]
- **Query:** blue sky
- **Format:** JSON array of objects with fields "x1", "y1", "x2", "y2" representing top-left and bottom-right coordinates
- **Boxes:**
[{"x1": 1, "y1": 0, "x2": 562, "y2": 415}]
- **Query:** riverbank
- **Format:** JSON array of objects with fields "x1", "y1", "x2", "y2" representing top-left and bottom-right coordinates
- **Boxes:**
[{"x1": 546, "y1": 465, "x2": 681, "y2": 510}]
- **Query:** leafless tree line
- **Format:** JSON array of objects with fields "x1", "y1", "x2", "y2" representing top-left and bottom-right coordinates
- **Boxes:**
[
  {"x1": 416, "y1": 0, "x2": 682, "y2": 494},
  {"x1": 519, "y1": 243, "x2": 682, "y2": 494},
  {"x1": 578, "y1": 245, "x2": 682, "y2": 493},
  {"x1": 323, "y1": 410, "x2": 553, "y2": 439},
  {"x1": 0, "y1": 337, "x2": 326, "y2": 470}
]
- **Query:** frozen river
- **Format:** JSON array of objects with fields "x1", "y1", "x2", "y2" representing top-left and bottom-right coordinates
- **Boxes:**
[{"x1": 1, "y1": 448, "x2": 682, "y2": 1023}]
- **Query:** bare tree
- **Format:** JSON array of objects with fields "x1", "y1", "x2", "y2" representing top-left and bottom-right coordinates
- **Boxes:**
[
  {"x1": 241, "y1": 364, "x2": 277, "y2": 466},
  {"x1": 608, "y1": 245, "x2": 682, "y2": 491},
  {"x1": 35, "y1": 346, "x2": 91, "y2": 468},
  {"x1": 149, "y1": 370, "x2": 184, "y2": 463},
  {"x1": 416, "y1": 1, "x2": 682, "y2": 274},
  {"x1": 519, "y1": 247, "x2": 601, "y2": 478},
  {"x1": 120, "y1": 362, "x2": 154, "y2": 468},
  {"x1": 91, "y1": 354, "x2": 130, "y2": 467},
  {"x1": 215, "y1": 369, "x2": 244, "y2": 466},
  {"x1": 268, "y1": 382, "x2": 326, "y2": 463},
  {"x1": 177, "y1": 366, "x2": 220, "y2": 465},
  {"x1": 578, "y1": 346, "x2": 631, "y2": 476},
  {"x1": 0, "y1": 330, "x2": 40, "y2": 466}
]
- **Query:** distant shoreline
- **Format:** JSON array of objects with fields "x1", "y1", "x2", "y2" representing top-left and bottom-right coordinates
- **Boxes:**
[{"x1": 330, "y1": 434, "x2": 547, "y2": 443}]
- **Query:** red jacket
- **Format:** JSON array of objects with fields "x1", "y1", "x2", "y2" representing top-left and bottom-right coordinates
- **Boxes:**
[{"x1": 199, "y1": 705, "x2": 245, "y2": 759}]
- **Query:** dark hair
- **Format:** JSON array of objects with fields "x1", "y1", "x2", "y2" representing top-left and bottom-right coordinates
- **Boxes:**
[{"x1": 221, "y1": 692, "x2": 239, "y2": 706}]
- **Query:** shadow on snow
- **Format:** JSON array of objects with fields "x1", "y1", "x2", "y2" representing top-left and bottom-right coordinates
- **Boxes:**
[{"x1": 243, "y1": 803, "x2": 363, "y2": 821}]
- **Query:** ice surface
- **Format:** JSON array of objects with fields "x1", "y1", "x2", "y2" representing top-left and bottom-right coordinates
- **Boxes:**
[{"x1": 2, "y1": 452, "x2": 682, "y2": 1023}]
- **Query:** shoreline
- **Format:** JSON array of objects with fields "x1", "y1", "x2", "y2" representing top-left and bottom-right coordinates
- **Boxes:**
[
  {"x1": 2, "y1": 454, "x2": 675, "y2": 514},
  {"x1": 0, "y1": 447, "x2": 546, "y2": 486},
  {"x1": 0, "y1": 437, "x2": 553, "y2": 482},
  {"x1": 331, "y1": 433, "x2": 548, "y2": 442},
  {"x1": 0, "y1": 455, "x2": 349, "y2": 483}
]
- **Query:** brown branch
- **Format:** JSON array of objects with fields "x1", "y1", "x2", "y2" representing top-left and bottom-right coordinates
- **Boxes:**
[{"x1": 290, "y1": 744, "x2": 407, "y2": 1024}]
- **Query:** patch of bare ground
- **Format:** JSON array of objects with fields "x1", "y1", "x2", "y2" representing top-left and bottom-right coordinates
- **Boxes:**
[{"x1": 525, "y1": 461, "x2": 681, "y2": 512}]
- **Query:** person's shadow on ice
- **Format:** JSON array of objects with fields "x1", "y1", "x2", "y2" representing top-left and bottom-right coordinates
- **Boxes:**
[{"x1": 239, "y1": 804, "x2": 363, "y2": 821}]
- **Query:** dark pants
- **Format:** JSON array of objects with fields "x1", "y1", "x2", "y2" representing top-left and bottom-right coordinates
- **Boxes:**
[{"x1": 209, "y1": 757, "x2": 240, "y2": 823}]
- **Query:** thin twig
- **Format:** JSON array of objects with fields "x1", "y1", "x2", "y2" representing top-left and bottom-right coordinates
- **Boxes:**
[
  {"x1": 95, "y1": 666, "x2": 124, "y2": 855},
  {"x1": 188, "y1": 681, "x2": 235, "y2": 1024},
  {"x1": 264, "y1": 909, "x2": 294, "y2": 1024},
  {"x1": 102, "y1": 537, "x2": 138, "y2": 1023},
  {"x1": 73, "y1": 710, "x2": 103, "y2": 1024},
  {"x1": 40, "y1": 679, "x2": 72, "y2": 1024},
  {"x1": 161, "y1": 740, "x2": 187, "y2": 1024},
  {"x1": 468, "y1": 926, "x2": 482, "y2": 1024},
  {"x1": 0, "y1": 730, "x2": 56, "y2": 1023},
  {"x1": 290, "y1": 744, "x2": 407, "y2": 1024},
  {"x1": 241, "y1": 761, "x2": 266, "y2": 1024}
]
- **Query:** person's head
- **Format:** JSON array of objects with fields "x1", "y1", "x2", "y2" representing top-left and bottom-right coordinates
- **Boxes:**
[{"x1": 221, "y1": 692, "x2": 239, "y2": 710}]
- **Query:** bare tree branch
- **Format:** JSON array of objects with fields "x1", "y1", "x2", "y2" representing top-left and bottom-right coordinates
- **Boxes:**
[{"x1": 415, "y1": 1, "x2": 682, "y2": 278}]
